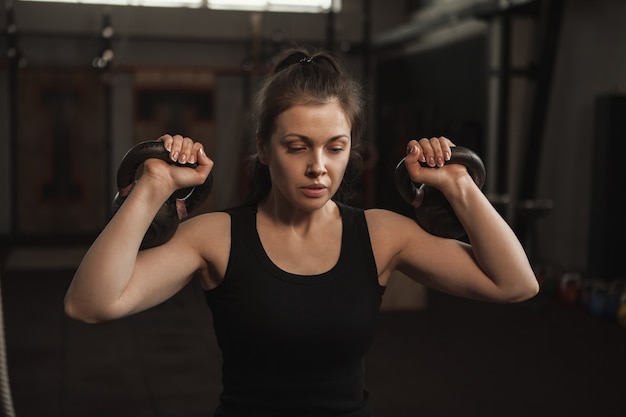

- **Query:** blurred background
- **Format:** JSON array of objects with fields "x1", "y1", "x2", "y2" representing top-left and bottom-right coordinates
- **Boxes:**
[{"x1": 0, "y1": 0, "x2": 625, "y2": 416}]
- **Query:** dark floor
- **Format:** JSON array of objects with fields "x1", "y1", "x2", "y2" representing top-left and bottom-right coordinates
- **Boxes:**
[{"x1": 1, "y1": 263, "x2": 625, "y2": 417}]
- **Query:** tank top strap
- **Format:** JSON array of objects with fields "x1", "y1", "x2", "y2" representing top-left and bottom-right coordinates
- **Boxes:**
[{"x1": 334, "y1": 201, "x2": 378, "y2": 280}]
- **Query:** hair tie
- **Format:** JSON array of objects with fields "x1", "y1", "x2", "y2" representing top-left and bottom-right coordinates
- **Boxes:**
[{"x1": 299, "y1": 57, "x2": 314, "y2": 63}]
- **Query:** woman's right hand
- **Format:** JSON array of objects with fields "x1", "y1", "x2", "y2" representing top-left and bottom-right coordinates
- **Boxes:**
[{"x1": 140, "y1": 134, "x2": 214, "y2": 198}]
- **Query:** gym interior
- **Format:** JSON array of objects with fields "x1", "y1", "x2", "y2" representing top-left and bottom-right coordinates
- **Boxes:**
[{"x1": 1, "y1": 0, "x2": 625, "y2": 416}]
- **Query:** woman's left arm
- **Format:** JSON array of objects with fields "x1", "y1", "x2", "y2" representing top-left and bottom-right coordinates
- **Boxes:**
[
  {"x1": 376, "y1": 137, "x2": 539, "y2": 303},
  {"x1": 443, "y1": 173, "x2": 539, "y2": 302}
]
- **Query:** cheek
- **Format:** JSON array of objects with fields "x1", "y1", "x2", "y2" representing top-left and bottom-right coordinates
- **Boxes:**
[
  {"x1": 327, "y1": 157, "x2": 350, "y2": 186},
  {"x1": 335, "y1": 152, "x2": 351, "y2": 172},
  {"x1": 266, "y1": 152, "x2": 295, "y2": 179}
]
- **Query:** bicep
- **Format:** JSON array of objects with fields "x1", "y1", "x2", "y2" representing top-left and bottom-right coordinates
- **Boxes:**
[
  {"x1": 118, "y1": 213, "x2": 228, "y2": 317},
  {"x1": 396, "y1": 236, "x2": 500, "y2": 300},
  {"x1": 368, "y1": 209, "x2": 500, "y2": 301}
]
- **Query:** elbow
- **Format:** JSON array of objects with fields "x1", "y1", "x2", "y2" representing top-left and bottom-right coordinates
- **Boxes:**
[
  {"x1": 529, "y1": 280, "x2": 541, "y2": 298},
  {"x1": 64, "y1": 301, "x2": 98, "y2": 324},
  {"x1": 64, "y1": 298, "x2": 115, "y2": 324},
  {"x1": 523, "y1": 275, "x2": 541, "y2": 300},
  {"x1": 504, "y1": 279, "x2": 540, "y2": 304}
]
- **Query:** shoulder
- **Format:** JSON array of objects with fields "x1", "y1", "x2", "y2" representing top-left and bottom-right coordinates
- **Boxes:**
[
  {"x1": 177, "y1": 211, "x2": 233, "y2": 288},
  {"x1": 364, "y1": 208, "x2": 420, "y2": 247},
  {"x1": 364, "y1": 208, "x2": 417, "y2": 231},
  {"x1": 178, "y1": 211, "x2": 232, "y2": 251},
  {"x1": 364, "y1": 208, "x2": 432, "y2": 255},
  {"x1": 182, "y1": 210, "x2": 231, "y2": 230},
  {"x1": 360, "y1": 208, "x2": 430, "y2": 281}
]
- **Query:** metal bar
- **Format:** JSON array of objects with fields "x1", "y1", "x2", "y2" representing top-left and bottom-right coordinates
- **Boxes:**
[
  {"x1": 373, "y1": 0, "x2": 536, "y2": 49},
  {"x1": 518, "y1": 0, "x2": 565, "y2": 201}
]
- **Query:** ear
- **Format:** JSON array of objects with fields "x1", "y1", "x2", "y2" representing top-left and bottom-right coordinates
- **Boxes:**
[{"x1": 256, "y1": 134, "x2": 269, "y2": 165}]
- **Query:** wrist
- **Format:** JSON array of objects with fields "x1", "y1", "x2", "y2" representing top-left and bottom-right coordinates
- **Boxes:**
[
  {"x1": 131, "y1": 176, "x2": 174, "y2": 208},
  {"x1": 441, "y1": 173, "x2": 480, "y2": 208}
]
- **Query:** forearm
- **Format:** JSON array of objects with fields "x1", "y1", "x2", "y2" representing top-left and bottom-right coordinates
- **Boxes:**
[
  {"x1": 65, "y1": 181, "x2": 169, "y2": 322},
  {"x1": 445, "y1": 177, "x2": 539, "y2": 301}
]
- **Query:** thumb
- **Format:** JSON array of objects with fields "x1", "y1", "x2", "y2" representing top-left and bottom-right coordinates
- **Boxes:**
[{"x1": 196, "y1": 146, "x2": 214, "y2": 173}]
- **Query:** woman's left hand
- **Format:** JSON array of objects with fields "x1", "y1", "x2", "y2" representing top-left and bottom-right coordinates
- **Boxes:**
[{"x1": 403, "y1": 136, "x2": 471, "y2": 202}]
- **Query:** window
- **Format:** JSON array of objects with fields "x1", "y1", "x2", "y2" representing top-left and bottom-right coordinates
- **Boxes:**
[{"x1": 20, "y1": 0, "x2": 340, "y2": 12}]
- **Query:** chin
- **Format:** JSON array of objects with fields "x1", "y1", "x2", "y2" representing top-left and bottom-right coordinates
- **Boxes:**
[{"x1": 294, "y1": 197, "x2": 333, "y2": 212}]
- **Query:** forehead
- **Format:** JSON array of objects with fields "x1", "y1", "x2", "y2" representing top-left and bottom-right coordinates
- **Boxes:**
[{"x1": 274, "y1": 102, "x2": 351, "y2": 137}]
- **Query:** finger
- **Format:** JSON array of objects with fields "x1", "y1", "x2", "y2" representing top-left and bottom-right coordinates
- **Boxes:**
[
  {"x1": 175, "y1": 199, "x2": 189, "y2": 220},
  {"x1": 169, "y1": 134, "x2": 184, "y2": 162},
  {"x1": 159, "y1": 134, "x2": 173, "y2": 152},
  {"x1": 418, "y1": 138, "x2": 436, "y2": 167},
  {"x1": 196, "y1": 146, "x2": 214, "y2": 173},
  {"x1": 178, "y1": 137, "x2": 195, "y2": 164},
  {"x1": 430, "y1": 137, "x2": 444, "y2": 167},
  {"x1": 405, "y1": 139, "x2": 418, "y2": 156},
  {"x1": 190, "y1": 142, "x2": 205, "y2": 165},
  {"x1": 439, "y1": 136, "x2": 455, "y2": 162},
  {"x1": 405, "y1": 140, "x2": 424, "y2": 166}
]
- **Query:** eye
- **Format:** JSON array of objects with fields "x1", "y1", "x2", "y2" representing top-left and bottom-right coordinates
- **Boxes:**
[
  {"x1": 328, "y1": 146, "x2": 345, "y2": 153},
  {"x1": 287, "y1": 145, "x2": 307, "y2": 153}
]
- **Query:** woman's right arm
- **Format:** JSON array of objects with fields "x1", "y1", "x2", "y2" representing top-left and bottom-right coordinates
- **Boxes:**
[{"x1": 64, "y1": 135, "x2": 214, "y2": 323}]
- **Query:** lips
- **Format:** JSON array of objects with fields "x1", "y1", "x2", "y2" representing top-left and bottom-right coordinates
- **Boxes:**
[{"x1": 301, "y1": 184, "x2": 327, "y2": 198}]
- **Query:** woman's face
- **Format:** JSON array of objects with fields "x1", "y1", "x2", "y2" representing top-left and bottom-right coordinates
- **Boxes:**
[{"x1": 259, "y1": 101, "x2": 352, "y2": 211}]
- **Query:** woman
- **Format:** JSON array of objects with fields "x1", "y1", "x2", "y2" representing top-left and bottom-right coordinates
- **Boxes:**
[{"x1": 65, "y1": 47, "x2": 538, "y2": 417}]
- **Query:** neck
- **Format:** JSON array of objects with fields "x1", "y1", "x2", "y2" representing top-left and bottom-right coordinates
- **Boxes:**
[{"x1": 257, "y1": 195, "x2": 338, "y2": 230}]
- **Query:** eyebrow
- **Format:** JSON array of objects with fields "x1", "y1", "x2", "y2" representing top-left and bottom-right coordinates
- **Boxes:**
[{"x1": 281, "y1": 134, "x2": 350, "y2": 144}]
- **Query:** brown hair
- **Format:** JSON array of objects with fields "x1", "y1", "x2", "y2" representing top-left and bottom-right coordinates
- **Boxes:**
[{"x1": 244, "y1": 46, "x2": 366, "y2": 205}]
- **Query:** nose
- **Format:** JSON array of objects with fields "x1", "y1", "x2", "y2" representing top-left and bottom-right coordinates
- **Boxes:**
[{"x1": 306, "y1": 150, "x2": 327, "y2": 177}]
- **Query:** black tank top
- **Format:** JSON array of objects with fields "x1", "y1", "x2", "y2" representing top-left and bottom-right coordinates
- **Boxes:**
[{"x1": 204, "y1": 203, "x2": 384, "y2": 417}]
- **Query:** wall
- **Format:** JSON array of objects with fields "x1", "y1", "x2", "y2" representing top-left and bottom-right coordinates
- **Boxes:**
[
  {"x1": 371, "y1": 0, "x2": 626, "y2": 277},
  {"x1": 535, "y1": 0, "x2": 626, "y2": 274},
  {"x1": 0, "y1": 0, "x2": 407, "y2": 237}
]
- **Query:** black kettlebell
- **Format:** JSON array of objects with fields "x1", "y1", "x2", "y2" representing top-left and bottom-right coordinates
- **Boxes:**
[
  {"x1": 394, "y1": 146, "x2": 485, "y2": 239},
  {"x1": 111, "y1": 140, "x2": 214, "y2": 249}
]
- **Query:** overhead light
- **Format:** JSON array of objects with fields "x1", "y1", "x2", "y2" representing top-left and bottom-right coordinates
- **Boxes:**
[
  {"x1": 21, "y1": 0, "x2": 340, "y2": 12},
  {"x1": 208, "y1": 0, "x2": 336, "y2": 13}
]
